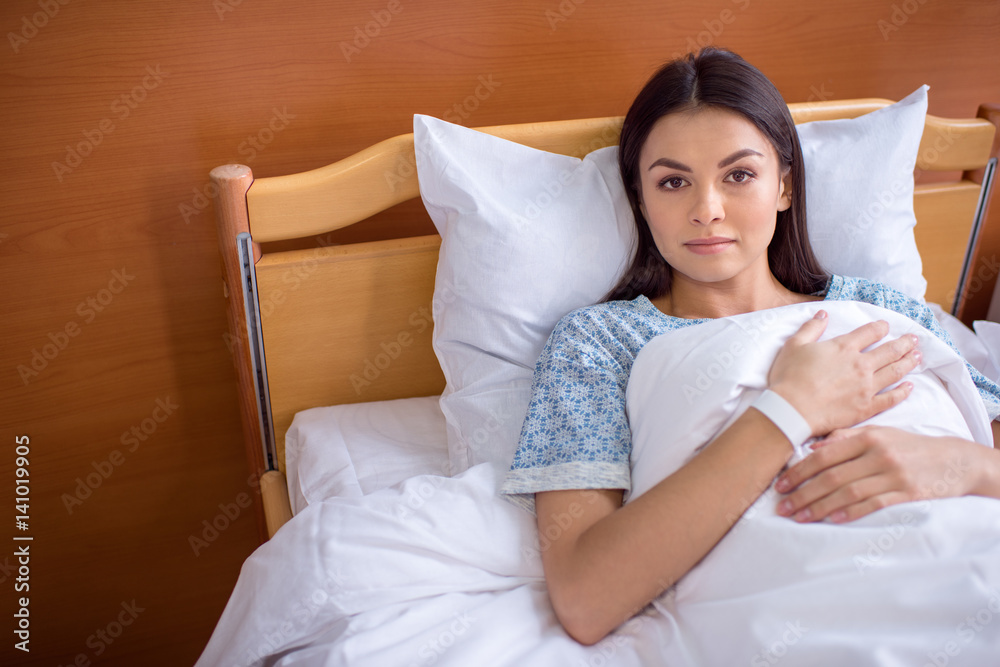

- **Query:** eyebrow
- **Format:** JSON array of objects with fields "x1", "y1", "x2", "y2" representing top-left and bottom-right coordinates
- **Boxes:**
[{"x1": 647, "y1": 148, "x2": 765, "y2": 172}]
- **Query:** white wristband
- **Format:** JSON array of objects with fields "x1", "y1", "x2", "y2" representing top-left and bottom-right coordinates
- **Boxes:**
[{"x1": 752, "y1": 390, "x2": 813, "y2": 450}]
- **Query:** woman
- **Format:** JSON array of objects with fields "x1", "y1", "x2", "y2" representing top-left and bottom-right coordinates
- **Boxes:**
[{"x1": 499, "y1": 47, "x2": 1000, "y2": 645}]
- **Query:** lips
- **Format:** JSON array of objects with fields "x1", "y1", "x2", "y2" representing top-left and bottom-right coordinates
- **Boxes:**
[{"x1": 685, "y1": 237, "x2": 735, "y2": 255}]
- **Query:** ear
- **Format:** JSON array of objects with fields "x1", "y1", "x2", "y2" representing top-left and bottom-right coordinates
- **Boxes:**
[{"x1": 777, "y1": 167, "x2": 793, "y2": 212}]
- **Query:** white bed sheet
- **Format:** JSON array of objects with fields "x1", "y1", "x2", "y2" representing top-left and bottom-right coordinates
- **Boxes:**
[{"x1": 284, "y1": 395, "x2": 451, "y2": 514}]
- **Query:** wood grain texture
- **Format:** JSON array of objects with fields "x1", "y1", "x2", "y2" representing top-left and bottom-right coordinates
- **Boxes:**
[
  {"x1": 913, "y1": 180, "x2": 985, "y2": 307},
  {"x1": 260, "y1": 469, "x2": 293, "y2": 538},
  {"x1": 1, "y1": 0, "x2": 998, "y2": 663},
  {"x1": 255, "y1": 236, "x2": 445, "y2": 472}
]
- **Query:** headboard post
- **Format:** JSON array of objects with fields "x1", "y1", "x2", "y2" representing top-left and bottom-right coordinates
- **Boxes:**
[
  {"x1": 956, "y1": 104, "x2": 1000, "y2": 324},
  {"x1": 210, "y1": 164, "x2": 269, "y2": 543}
]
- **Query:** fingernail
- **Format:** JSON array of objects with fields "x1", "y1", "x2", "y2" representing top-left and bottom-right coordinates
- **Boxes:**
[
  {"x1": 775, "y1": 477, "x2": 790, "y2": 493},
  {"x1": 911, "y1": 350, "x2": 921, "y2": 363},
  {"x1": 777, "y1": 499, "x2": 793, "y2": 515},
  {"x1": 908, "y1": 334, "x2": 919, "y2": 345},
  {"x1": 793, "y1": 508, "x2": 812, "y2": 522},
  {"x1": 814, "y1": 310, "x2": 827, "y2": 320},
  {"x1": 830, "y1": 510, "x2": 847, "y2": 523}
]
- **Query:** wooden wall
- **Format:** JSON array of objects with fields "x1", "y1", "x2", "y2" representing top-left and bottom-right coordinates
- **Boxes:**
[{"x1": 1, "y1": 0, "x2": 998, "y2": 664}]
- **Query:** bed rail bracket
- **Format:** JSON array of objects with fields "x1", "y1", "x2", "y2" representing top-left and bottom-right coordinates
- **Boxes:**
[
  {"x1": 955, "y1": 156, "x2": 998, "y2": 316},
  {"x1": 237, "y1": 232, "x2": 277, "y2": 471}
]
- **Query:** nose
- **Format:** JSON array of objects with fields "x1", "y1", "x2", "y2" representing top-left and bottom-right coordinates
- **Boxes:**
[{"x1": 690, "y1": 183, "x2": 724, "y2": 225}]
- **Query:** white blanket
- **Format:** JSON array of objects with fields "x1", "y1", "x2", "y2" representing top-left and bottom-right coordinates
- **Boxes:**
[
  {"x1": 196, "y1": 465, "x2": 675, "y2": 667},
  {"x1": 627, "y1": 301, "x2": 1000, "y2": 664},
  {"x1": 198, "y1": 302, "x2": 1000, "y2": 666}
]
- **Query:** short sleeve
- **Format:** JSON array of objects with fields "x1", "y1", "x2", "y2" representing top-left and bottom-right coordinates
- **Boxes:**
[
  {"x1": 499, "y1": 309, "x2": 637, "y2": 514},
  {"x1": 827, "y1": 275, "x2": 1000, "y2": 421}
]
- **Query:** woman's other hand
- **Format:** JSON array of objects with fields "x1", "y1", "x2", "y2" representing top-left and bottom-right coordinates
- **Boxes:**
[
  {"x1": 774, "y1": 425, "x2": 1000, "y2": 523},
  {"x1": 768, "y1": 311, "x2": 921, "y2": 438}
]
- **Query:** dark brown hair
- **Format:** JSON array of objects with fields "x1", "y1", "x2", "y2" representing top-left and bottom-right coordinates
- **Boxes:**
[{"x1": 605, "y1": 47, "x2": 828, "y2": 302}]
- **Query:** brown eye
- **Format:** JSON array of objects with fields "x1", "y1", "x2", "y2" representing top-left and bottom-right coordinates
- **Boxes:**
[
  {"x1": 661, "y1": 176, "x2": 685, "y2": 190},
  {"x1": 727, "y1": 169, "x2": 754, "y2": 184}
]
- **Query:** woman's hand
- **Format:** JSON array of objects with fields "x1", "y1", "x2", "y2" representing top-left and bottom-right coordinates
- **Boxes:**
[
  {"x1": 768, "y1": 311, "x2": 921, "y2": 438},
  {"x1": 774, "y1": 426, "x2": 990, "y2": 523}
]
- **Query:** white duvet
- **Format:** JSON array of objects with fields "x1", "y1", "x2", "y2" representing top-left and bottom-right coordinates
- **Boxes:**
[{"x1": 198, "y1": 302, "x2": 1000, "y2": 667}]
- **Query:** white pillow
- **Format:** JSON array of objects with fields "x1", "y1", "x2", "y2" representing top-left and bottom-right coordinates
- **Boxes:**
[
  {"x1": 415, "y1": 89, "x2": 929, "y2": 475},
  {"x1": 415, "y1": 114, "x2": 636, "y2": 475},
  {"x1": 797, "y1": 85, "x2": 928, "y2": 301}
]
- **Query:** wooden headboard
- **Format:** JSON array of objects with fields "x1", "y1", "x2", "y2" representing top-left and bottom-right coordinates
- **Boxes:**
[{"x1": 212, "y1": 99, "x2": 999, "y2": 537}]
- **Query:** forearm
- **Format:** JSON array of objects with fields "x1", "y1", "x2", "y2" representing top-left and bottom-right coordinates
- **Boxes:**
[
  {"x1": 544, "y1": 408, "x2": 793, "y2": 644},
  {"x1": 971, "y1": 421, "x2": 1000, "y2": 499}
]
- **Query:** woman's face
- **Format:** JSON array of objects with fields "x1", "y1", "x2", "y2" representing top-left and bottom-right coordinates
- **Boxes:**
[{"x1": 637, "y1": 107, "x2": 791, "y2": 289}]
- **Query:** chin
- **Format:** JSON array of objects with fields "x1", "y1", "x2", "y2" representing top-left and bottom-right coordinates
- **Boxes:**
[{"x1": 675, "y1": 266, "x2": 744, "y2": 285}]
